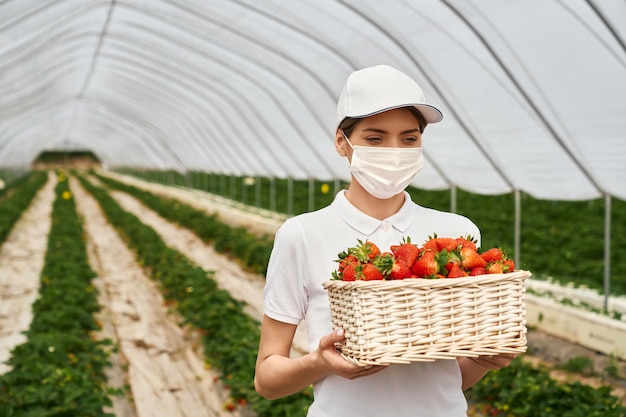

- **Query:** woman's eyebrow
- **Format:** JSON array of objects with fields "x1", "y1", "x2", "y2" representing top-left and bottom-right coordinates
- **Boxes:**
[{"x1": 361, "y1": 127, "x2": 421, "y2": 134}]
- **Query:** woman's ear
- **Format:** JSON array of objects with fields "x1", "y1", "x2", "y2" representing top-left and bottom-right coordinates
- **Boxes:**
[{"x1": 335, "y1": 129, "x2": 347, "y2": 156}]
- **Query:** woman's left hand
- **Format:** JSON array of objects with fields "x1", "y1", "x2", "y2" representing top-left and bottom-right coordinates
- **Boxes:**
[{"x1": 469, "y1": 352, "x2": 517, "y2": 370}]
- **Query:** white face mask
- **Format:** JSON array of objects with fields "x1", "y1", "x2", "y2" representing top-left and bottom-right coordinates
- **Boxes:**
[{"x1": 343, "y1": 132, "x2": 424, "y2": 199}]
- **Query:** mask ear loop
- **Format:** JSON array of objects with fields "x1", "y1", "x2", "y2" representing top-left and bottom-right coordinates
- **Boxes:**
[{"x1": 341, "y1": 130, "x2": 355, "y2": 150}]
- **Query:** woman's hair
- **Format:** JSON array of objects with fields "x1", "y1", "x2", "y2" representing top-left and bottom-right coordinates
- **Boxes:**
[{"x1": 338, "y1": 106, "x2": 427, "y2": 137}]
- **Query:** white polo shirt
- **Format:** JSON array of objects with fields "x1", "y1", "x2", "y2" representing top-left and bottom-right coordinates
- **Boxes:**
[{"x1": 264, "y1": 190, "x2": 481, "y2": 417}]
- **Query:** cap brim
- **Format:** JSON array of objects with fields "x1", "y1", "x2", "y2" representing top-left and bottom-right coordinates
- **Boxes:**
[{"x1": 345, "y1": 103, "x2": 443, "y2": 124}]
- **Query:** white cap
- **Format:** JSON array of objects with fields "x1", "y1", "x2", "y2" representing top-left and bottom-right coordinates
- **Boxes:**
[{"x1": 336, "y1": 65, "x2": 443, "y2": 127}]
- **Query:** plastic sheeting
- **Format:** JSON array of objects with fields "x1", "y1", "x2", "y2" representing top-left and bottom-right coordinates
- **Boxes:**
[{"x1": 1, "y1": 0, "x2": 625, "y2": 200}]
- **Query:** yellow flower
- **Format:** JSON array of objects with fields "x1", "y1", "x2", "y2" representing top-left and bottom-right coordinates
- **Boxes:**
[{"x1": 62, "y1": 191, "x2": 72, "y2": 200}]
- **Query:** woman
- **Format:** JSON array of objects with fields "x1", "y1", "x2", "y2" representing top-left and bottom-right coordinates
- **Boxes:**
[{"x1": 254, "y1": 65, "x2": 515, "y2": 417}]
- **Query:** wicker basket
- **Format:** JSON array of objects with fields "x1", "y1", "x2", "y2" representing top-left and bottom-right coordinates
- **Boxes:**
[{"x1": 323, "y1": 270, "x2": 530, "y2": 366}]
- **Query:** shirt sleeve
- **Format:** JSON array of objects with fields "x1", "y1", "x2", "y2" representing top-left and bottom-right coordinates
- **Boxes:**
[{"x1": 263, "y1": 217, "x2": 308, "y2": 325}]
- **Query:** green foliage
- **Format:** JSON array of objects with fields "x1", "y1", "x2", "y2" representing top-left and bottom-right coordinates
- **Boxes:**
[
  {"x1": 33, "y1": 150, "x2": 101, "y2": 164},
  {"x1": 557, "y1": 356, "x2": 596, "y2": 376},
  {"x1": 79, "y1": 175, "x2": 313, "y2": 417},
  {"x1": 0, "y1": 170, "x2": 48, "y2": 244},
  {"x1": 605, "y1": 355, "x2": 623, "y2": 379},
  {"x1": 0, "y1": 171, "x2": 117, "y2": 416},
  {"x1": 467, "y1": 358, "x2": 626, "y2": 416}
]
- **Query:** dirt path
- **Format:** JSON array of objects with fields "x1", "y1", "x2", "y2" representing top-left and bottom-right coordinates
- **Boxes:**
[
  {"x1": 0, "y1": 172, "x2": 55, "y2": 375},
  {"x1": 71, "y1": 177, "x2": 241, "y2": 417},
  {"x1": 100, "y1": 170, "x2": 285, "y2": 237}
]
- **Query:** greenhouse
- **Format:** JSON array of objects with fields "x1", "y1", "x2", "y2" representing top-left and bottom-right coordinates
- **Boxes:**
[{"x1": 1, "y1": 1, "x2": 626, "y2": 416}]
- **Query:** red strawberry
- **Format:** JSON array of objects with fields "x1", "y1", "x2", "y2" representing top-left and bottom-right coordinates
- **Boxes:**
[
  {"x1": 392, "y1": 237, "x2": 420, "y2": 268},
  {"x1": 485, "y1": 261, "x2": 504, "y2": 274},
  {"x1": 338, "y1": 254, "x2": 357, "y2": 273},
  {"x1": 503, "y1": 259, "x2": 515, "y2": 273},
  {"x1": 332, "y1": 250, "x2": 358, "y2": 280},
  {"x1": 422, "y1": 237, "x2": 439, "y2": 252},
  {"x1": 411, "y1": 250, "x2": 439, "y2": 278},
  {"x1": 442, "y1": 250, "x2": 462, "y2": 273},
  {"x1": 389, "y1": 260, "x2": 412, "y2": 280},
  {"x1": 447, "y1": 262, "x2": 468, "y2": 278},
  {"x1": 341, "y1": 263, "x2": 357, "y2": 281},
  {"x1": 435, "y1": 237, "x2": 459, "y2": 252},
  {"x1": 456, "y1": 235, "x2": 478, "y2": 252},
  {"x1": 470, "y1": 266, "x2": 486, "y2": 276},
  {"x1": 352, "y1": 239, "x2": 380, "y2": 262},
  {"x1": 423, "y1": 236, "x2": 458, "y2": 253},
  {"x1": 481, "y1": 248, "x2": 503, "y2": 263},
  {"x1": 460, "y1": 247, "x2": 487, "y2": 269},
  {"x1": 360, "y1": 263, "x2": 384, "y2": 281}
]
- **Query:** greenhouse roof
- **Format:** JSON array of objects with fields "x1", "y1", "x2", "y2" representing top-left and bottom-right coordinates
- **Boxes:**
[{"x1": 1, "y1": 0, "x2": 625, "y2": 200}]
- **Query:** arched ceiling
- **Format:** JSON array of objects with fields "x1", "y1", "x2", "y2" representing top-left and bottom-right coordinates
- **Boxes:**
[{"x1": 1, "y1": 0, "x2": 625, "y2": 200}]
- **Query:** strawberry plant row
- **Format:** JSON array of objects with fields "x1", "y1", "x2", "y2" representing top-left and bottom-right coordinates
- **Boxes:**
[
  {"x1": 94, "y1": 172, "x2": 273, "y2": 275},
  {"x1": 78, "y1": 175, "x2": 313, "y2": 417},
  {"x1": 0, "y1": 172, "x2": 117, "y2": 416},
  {"x1": 0, "y1": 170, "x2": 47, "y2": 245},
  {"x1": 90, "y1": 172, "x2": 626, "y2": 415},
  {"x1": 467, "y1": 357, "x2": 626, "y2": 416}
]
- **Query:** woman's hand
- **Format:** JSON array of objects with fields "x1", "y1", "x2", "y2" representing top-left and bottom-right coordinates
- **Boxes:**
[
  {"x1": 458, "y1": 352, "x2": 518, "y2": 390},
  {"x1": 316, "y1": 328, "x2": 387, "y2": 379},
  {"x1": 469, "y1": 352, "x2": 517, "y2": 370},
  {"x1": 255, "y1": 316, "x2": 385, "y2": 400}
]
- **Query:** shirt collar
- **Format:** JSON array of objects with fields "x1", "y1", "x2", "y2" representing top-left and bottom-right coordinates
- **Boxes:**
[{"x1": 331, "y1": 190, "x2": 415, "y2": 236}]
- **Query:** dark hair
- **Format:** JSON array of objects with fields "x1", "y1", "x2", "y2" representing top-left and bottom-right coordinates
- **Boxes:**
[{"x1": 338, "y1": 106, "x2": 427, "y2": 137}]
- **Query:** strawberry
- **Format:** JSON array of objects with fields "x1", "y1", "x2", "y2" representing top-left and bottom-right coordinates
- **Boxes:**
[
  {"x1": 485, "y1": 261, "x2": 504, "y2": 274},
  {"x1": 423, "y1": 236, "x2": 458, "y2": 253},
  {"x1": 365, "y1": 241, "x2": 380, "y2": 260},
  {"x1": 422, "y1": 238, "x2": 438, "y2": 252},
  {"x1": 460, "y1": 247, "x2": 487, "y2": 269},
  {"x1": 374, "y1": 252, "x2": 395, "y2": 277},
  {"x1": 341, "y1": 263, "x2": 357, "y2": 281},
  {"x1": 447, "y1": 262, "x2": 468, "y2": 278},
  {"x1": 389, "y1": 260, "x2": 412, "y2": 280},
  {"x1": 470, "y1": 266, "x2": 486, "y2": 276},
  {"x1": 411, "y1": 250, "x2": 439, "y2": 278},
  {"x1": 392, "y1": 237, "x2": 420, "y2": 268},
  {"x1": 455, "y1": 235, "x2": 478, "y2": 252},
  {"x1": 360, "y1": 263, "x2": 384, "y2": 281},
  {"x1": 435, "y1": 237, "x2": 459, "y2": 252},
  {"x1": 352, "y1": 239, "x2": 380, "y2": 262},
  {"x1": 480, "y1": 248, "x2": 503, "y2": 263},
  {"x1": 503, "y1": 259, "x2": 515, "y2": 273},
  {"x1": 332, "y1": 250, "x2": 357, "y2": 280},
  {"x1": 338, "y1": 253, "x2": 358, "y2": 273}
]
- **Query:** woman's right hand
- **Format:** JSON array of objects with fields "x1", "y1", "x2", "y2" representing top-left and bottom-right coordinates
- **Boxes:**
[
  {"x1": 316, "y1": 328, "x2": 387, "y2": 379},
  {"x1": 256, "y1": 316, "x2": 385, "y2": 400}
]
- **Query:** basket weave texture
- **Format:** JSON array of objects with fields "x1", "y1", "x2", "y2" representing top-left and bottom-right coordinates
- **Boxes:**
[{"x1": 323, "y1": 270, "x2": 530, "y2": 366}]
